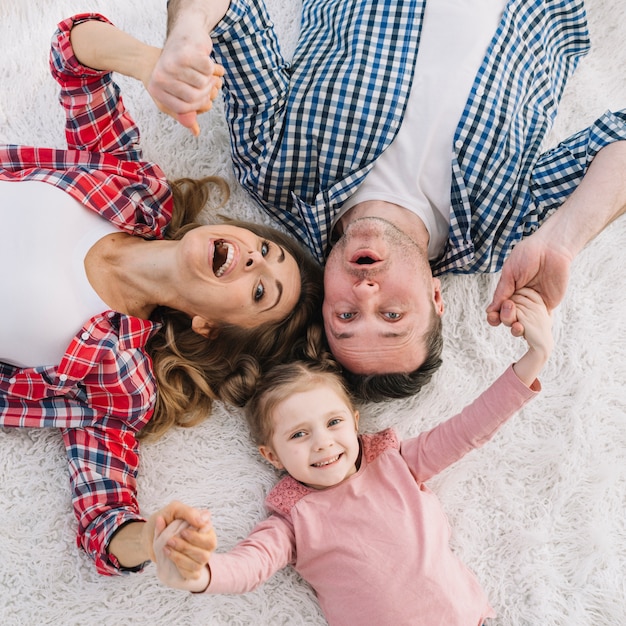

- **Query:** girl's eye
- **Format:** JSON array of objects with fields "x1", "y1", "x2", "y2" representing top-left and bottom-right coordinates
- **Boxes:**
[
  {"x1": 384, "y1": 312, "x2": 401, "y2": 320},
  {"x1": 290, "y1": 431, "x2": 305, "y2": 439},
  {"x1": 328, "y1": 418, "x2": 342, "y2": 427},
  {"x1": 261, "y1": 240, "x2": 270, "y2": 257},
  {"x1": 254, "y1": 282, "x2": 265, "y2": 302},
  {"x1": 338, "y1": 312, "x2": 355, "y2": 320}
]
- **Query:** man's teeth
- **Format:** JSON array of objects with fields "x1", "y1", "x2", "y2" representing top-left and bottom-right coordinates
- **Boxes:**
[
  {"x1": 312, "y1": 455, "x2": 340, "y2": 467},
  {"x1": 215, "y1": 242, "x2": 234, "y2": 277}
]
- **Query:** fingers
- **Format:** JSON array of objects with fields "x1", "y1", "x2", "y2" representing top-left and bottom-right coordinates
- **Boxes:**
[
  {"x1": 486, "y1": 271, "x2": 516, "y2": 319},
  {"x1": 164, "y1": 525, "x2": 217, "y2": 580}
]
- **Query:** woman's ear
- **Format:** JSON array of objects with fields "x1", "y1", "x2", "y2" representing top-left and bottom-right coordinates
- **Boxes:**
[
  {"x1": 259, "y1": 445, "x2": 284, "y2": 470},
  {"x1": 191, "y1": 316, "x2": 219, "y2": 339}
]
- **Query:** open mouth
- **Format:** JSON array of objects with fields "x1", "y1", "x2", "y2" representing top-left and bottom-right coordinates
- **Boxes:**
[
  {"x1": 213, "y1": 240, "x2": 234, "y2": 277},
  {"x1": 350, "y1": 249, "x2": 381, "y2": 265}
]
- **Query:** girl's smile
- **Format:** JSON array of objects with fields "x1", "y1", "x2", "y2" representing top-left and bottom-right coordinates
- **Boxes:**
[{"x1": 259, "y1": 384, "x2": 361, "y2": 490}]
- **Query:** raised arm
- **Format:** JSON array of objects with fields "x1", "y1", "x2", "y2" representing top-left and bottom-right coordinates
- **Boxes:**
[
  {"x1": 69, "y1": 18, "x2": 161, "y2": 87},
  {"x1": 488, "y1": 141, "x2": 626, "y2": 332}
]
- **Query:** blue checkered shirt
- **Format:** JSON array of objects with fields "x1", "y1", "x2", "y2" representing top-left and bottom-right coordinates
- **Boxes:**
[{"x1": 213, "y1": 0, "x2": 626, "y2": 271}]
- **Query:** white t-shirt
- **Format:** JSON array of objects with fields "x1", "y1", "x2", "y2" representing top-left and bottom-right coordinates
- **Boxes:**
[
  {"x1": 335, "y1": 0, "x2": 506, "y2": 259},
  {"x1": 0, "y1": 180, "x2": 116, "y2": 368}
]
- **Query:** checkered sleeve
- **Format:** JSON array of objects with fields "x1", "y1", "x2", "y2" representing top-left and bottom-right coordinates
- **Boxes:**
[
  {"x1": 50, "y1": 14, "x2": 143, "y2": 161},
  {"x1": 62, "y1": 422, "x2": 146, "y2": 576},
  {"x1": 530, "y1": 109, "x2": 626, "y2": 216},
  {"x1": 211, "y1": 0, "x2": 290, "y2": 204}
]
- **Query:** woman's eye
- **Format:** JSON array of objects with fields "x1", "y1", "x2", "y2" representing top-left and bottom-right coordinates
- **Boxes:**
[
  {"x1": 384, "y1": 312, "x2": 401, "y2": 320},
  {"x1": 261, "y1": 240, "x2": 270, "y2": 257},
  {"x1": 338, "y1": 312, "x2": 355, "y2": 320},
  {"x1": 254, "y1": 282, "x2": 265, "y2": 302}
]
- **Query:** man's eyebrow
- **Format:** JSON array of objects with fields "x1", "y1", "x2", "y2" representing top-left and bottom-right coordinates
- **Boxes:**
[
  {"x1": 263, "y1": 280, "x2": 283, "y2": 312},
  {"x1": 331, "y1": 329, "x2": 409, "y2": 340}
]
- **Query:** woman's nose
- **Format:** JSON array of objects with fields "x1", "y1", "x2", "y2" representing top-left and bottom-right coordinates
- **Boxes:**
[{"x1": 245, "y1": 250, "x2": 266, "y2": 269}]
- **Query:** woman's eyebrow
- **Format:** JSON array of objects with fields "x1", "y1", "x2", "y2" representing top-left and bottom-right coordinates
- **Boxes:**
[{"x1": 262, "y1": 280, "x2": 283, "y2": 312}]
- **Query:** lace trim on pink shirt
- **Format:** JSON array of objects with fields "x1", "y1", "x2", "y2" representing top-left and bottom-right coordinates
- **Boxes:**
[{"x1": 265, "y1": 428, "x2": 400, "y2": 516}]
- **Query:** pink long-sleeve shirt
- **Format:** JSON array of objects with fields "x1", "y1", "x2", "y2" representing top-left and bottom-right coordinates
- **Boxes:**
[{"x1": 206, "y1": 366, "x2": 539, "y2": 625}]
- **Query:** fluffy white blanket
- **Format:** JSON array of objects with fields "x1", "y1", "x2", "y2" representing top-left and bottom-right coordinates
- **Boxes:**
[{"x1": 1, "y1": 1, "x2": 624, "y2": 624}]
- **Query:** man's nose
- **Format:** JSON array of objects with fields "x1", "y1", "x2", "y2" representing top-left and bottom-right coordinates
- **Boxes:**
[{"x1": 352, "y1": 278, "x2": 379, "y2": 297}]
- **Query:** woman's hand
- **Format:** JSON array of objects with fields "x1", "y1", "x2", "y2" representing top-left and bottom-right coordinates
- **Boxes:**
[{"x1": 153, "y1": 517, "x2": 213, "y2": 592}]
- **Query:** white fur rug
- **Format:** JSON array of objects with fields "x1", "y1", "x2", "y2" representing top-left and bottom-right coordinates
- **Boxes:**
[{"x1": 1, "y1": 1, "x2": 625, "y2": 624}]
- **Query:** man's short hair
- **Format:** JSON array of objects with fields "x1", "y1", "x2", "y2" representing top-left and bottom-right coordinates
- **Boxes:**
[{"x1": 342, "y1": 313, "x2": 443, "y2": 402}]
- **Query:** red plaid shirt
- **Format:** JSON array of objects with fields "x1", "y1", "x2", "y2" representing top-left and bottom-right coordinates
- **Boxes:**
[{"x1": 0, "y1": 14, "x2": 173, "y2": 575}]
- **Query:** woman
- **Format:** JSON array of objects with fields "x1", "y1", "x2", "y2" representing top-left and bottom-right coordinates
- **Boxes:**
[{"x1": 0, "y1": 14, "x2": 322, "y2": 577}]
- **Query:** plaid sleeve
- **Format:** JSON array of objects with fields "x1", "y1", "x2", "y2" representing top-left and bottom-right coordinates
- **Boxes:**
[
  {"x1": 62, "y1": 423, "x2": 147, "y2": 576},
  {"x1": 530, "y1": 109, "x2": 626, "y2": 219},
  {"x1": 50, "y1": 13, "x2": 144, "y2": 161},
  {"x1": 211, "y1": 0, "x2": 290, "y2": 196}
]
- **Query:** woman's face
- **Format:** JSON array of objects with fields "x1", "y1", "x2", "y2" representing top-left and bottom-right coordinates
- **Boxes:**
[{"x1": 175, "y1": 224, "x2": 301, "y2": 332}]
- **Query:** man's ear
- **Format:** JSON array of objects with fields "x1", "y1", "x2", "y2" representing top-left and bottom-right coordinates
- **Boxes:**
[
  {"x1": 259, "y1": 445, "x2": 284, "y2": 470},
  {"x1": 191, "y1": 316, "x2": 219, "y2": 339},
  {"x1": 432, "y1": 277, "x2": 445, "y2": 316}
]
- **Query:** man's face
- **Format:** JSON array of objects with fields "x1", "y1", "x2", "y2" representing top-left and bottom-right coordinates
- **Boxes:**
[{"x1": 322, "y1": 217, "x2": 444, "y2": 375}]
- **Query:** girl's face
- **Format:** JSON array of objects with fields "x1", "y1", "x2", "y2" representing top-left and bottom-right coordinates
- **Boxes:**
[
  {"x1": 174, "y1": 224, "x2": 301, "y2": 333},
  {"x1": 259, "y1": 383, "x2": 360, "y2": 490}
]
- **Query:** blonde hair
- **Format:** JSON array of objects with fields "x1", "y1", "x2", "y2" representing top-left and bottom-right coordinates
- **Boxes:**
[
  {"x1": 245, "y1": 358, "x2": 354, "y2": 448},
  {"x1": 140, "y1": 177, "x2": 324, "y2": 440}
]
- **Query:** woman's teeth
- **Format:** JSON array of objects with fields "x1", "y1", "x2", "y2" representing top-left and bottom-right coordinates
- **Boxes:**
[{"x1": 214, "y1": 241, "x2": 234, "y2": 277}]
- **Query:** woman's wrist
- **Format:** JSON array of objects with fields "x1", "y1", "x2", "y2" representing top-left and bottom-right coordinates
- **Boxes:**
[{"x1": 70, "y1": 20, "x2": 162, "y2": 86}]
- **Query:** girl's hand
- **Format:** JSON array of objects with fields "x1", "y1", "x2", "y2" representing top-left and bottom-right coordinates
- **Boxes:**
[
  {"x1": 507, "y1": 288, "x2": 553, "y2": 387},
  {"x1": 154, "y1": 519, "x2": 212, "y2": 592},
  {"x1": 511, "y1": 288, "x2": 554, "y2": 360}
]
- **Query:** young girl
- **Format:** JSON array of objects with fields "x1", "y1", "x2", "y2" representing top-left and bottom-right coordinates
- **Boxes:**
[
  {"x1": 0, "y1": 14, "x2": 322, "y2": 577},
  {"x1": 154, "y1": 288, "x2": 552, "y2": 625}
]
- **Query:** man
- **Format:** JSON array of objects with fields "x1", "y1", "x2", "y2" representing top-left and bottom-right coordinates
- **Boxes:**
[{"x1": 149, "y1": 0, "x2": 626, "y2": 399}]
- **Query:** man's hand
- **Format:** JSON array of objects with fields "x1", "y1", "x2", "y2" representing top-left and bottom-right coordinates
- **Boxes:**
[
  {"x1": 487, "y1": 232, "x2": 572, "y2": 336},
  {"x1": 147, "y1": 16, "x2": 224, "y2": 136}
]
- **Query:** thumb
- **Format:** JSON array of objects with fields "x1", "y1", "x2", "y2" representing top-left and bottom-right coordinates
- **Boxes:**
[
  {"x1": 487, "y1": 270, "x2": 516, "y2": 314},
  {"x1": 154, "y1": 515, "x2": 166, "y2": 540},
  {"x1": 176, "y1": 111, "x2": 200, "y2": 137}
]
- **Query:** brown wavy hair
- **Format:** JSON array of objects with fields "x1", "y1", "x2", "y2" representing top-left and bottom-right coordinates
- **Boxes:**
[{"x1": 140, "y1": 176, "x2": 324, "y2": 440}]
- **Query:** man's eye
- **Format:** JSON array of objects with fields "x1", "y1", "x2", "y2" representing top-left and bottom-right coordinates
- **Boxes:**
[
  {"x1": 338, "y1": 312, "x2": 355, "y2": 320},
  {"x1": 261, "y1": 240, "x2": 270, "y2": 257},
  {"x1": 255, "y1": 282, "x2": 265, "y2": 302},
  {"x1": 384, "y1": 312, "x2": 401, "y2": 320}
]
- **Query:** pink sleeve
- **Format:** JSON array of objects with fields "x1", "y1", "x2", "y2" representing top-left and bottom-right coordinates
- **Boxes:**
[
  {"x1": 400, "y1": 365, "x2": 540, "y2": 482},
  {"x1": 206, "y1": 515, "x2": 295, "y2": 594}
]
